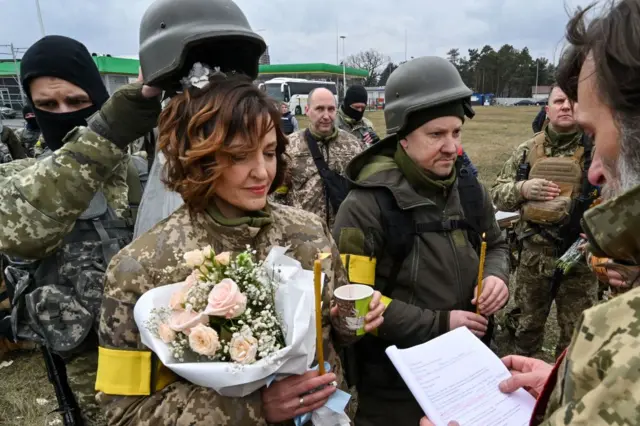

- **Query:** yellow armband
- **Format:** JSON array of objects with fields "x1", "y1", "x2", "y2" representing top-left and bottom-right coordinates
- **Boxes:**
[
  {"x1": 95, "y1": 346, "x2": 177, "y2": 396},
  {"x1": 339, "y1": 254, "x2": 376, "y2": 286}
]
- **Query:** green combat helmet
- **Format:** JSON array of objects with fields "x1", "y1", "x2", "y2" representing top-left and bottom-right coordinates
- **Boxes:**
[
  {"x1": 384, "y1": 56, "x2": 475, "y2": 136},
  {"x1": 139, "y1": 0, "x2": 266, "y2": 91}
]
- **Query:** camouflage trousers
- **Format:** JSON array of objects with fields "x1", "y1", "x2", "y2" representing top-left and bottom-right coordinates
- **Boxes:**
[
  {"x1": 511, "y1": 249, "x2": 598, "y2": 358},
  {"x1": 66, "y1": 348, "x2": 105, "y2": 425}
]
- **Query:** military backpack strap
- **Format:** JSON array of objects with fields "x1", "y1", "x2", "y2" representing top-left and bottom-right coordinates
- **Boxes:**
[
  {"x1": 455, "y1": 158, "x2": 484, "y2": 252},
  {"x1": 303, "y1": 129, "x2": 351, "y2": 214},
  {"x1": 372, "y1": 188, "x2": 414, "y2": 298}
]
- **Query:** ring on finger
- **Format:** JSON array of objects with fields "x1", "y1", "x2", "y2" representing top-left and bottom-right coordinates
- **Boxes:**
[{"x1": 299, "y1": 397, "x2": 305, "y2": 407}]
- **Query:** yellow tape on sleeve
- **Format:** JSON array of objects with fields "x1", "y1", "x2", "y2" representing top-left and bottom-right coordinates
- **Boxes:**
[
  {"x1": 339, "y1": 254, "x2": 376, "y2": 286},
  {"x1": 95, "y1": 346, "x2": 176, "y2": 396}
]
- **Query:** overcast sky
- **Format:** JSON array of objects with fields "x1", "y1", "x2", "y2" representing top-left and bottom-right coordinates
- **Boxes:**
[{"x1": 1, "y1": 0, "x2": 595, "y2": 65}]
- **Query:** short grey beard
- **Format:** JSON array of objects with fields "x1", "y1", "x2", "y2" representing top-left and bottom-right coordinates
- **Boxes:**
[{"x1": 601, "y1": 115, "x2": 640, "y2": 200}]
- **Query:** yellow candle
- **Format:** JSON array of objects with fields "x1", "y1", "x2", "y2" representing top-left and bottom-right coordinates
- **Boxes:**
[
  {"x1": 476, "y1": 233, "x2": 487, "y2": 315},
  {"x1": 314, "y1": 260, "x2": 326, "y2": 376}
]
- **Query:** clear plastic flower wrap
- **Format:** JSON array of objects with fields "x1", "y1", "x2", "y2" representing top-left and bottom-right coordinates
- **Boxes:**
[{"x1": 555, "y1": 237, "x2": 586, "y2": 274}]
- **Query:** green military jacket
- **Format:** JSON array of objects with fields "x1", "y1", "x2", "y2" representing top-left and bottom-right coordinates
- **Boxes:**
[
  {"x1": 333, "y1": 136, "x2": 509, "y2": 398},
  {"x1": 532, "y1": 183, "x2": 640, "y2": 425},
  {"x1": 0, "y1": 127, "x2": 128, "y2": 259}
]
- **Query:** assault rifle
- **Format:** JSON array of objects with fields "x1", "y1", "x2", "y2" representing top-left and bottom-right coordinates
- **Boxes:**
[
  {"x1": 41, "y1": 345, "x2": 84, "y2": 425},
  {"x1": 516, "y1": 150, "x2": 530, "y2": 182}
]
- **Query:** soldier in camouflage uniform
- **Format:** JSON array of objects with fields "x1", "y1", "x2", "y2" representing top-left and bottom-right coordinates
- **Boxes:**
[
  {"x1": 94, "y1": 66, "x2": 385, "y2": 425},
  {"x1": 274, "y1": 87, "x2": 366, "y2": 228},
  {"x1": 0, "y1": 123, "x2": 12, "y2": 164},
  {"x1": 491, "y1": 85, "x2": 598, "y2": 358},
  {"x1": 335, "y1": 84, "x2": 379, "y2": 146},
  {"x1": 0, "y1": 123, "x2": 27, "y2": 163},
  {"x1": 422, "y1": 5, "x2": 640, "y2": 425},
  {"x1": 14, "y1": 104, "x2": 41, "y2": 157},
  {"x1": 0, "y1": 36, "x2": 161, "y2": 425}
]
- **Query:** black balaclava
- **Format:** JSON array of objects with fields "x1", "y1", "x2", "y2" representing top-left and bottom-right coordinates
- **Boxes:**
[
  {"x1": 22, "y1": 104, "x2": 39, "y2": 131},
  {"x1": 20, "y1": 35, "x2": 109, "y2": 151},
  {"x1": 342, "y1": 85, "x2": 368, "y2": 122}
]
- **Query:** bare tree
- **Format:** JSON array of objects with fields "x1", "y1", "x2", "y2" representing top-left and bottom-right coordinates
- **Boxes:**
[{"x1": 345, "y1": 49, "x2": 390, "y2": 86}]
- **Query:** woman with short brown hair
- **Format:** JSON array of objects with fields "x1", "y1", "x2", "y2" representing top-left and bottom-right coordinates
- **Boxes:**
[{"x1": 93, "y1": 68, "x2": 385, "y2": 425}]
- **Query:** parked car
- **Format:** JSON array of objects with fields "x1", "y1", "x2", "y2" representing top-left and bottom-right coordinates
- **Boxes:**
[
  {"x1": 0, "y1": 106, "x2": 16, "y2": 119},
  {"x1": 534, "y1": 98, "x2": 548, "y2": 106},
  {"x1": 513, "y1": 99, "x2": 536, "y2": 106}
]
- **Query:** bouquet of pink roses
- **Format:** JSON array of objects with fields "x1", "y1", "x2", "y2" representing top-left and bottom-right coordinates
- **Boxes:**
[
  {"x1": 134, "y1": 245, "x2": 321, "y2": 397},
  {"x1": 145, "y1": 246, "x2": 285, "y2": 364}
]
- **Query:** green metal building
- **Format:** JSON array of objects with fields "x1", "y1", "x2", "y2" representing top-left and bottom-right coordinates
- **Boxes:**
[{"x1": 0, "y1": 56, "x2": 367, "y2": 111}]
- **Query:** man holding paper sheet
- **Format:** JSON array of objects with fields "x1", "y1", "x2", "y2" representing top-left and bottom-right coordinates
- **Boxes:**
[
  {"x1": 333, "y1": 56, "x2": 510, "y2": 426},
  {"x1": 423, "y1": 1, "x2": 640, "y2": 425}
]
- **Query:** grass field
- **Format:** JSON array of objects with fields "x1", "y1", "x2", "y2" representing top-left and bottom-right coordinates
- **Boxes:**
[{"x1": 0, "y1": 106, "x2": 558, "y2": 426}]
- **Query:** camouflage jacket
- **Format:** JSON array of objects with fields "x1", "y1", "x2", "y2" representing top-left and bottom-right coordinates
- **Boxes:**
[
  {"x1": 0, "y1": 126, "x2": 27, "y2": 160},
  {"x1": 0, "y1": 139, "x2": 11, "y2": 163},
  {"x1": 490, "y1": 127, "x2": 584, "y2": 246},
  {"x1": 0, "y1": 127, "x2": 129, "y2": 259},
  {"x1": 272, "y1": 127, "x2": 365, "y2": 228},
  {"x1": 14, "y1": 127, "x2": 41, "y2": 158},
  {"x1": 96, "y1": 203, "x2": 352, "y2": 426},
  {"x1": 335, "y1": 109, "x2": 376, "y2": 144},
  {"x1": 532, "y1": 183, "x2": 640, "y2": 425}
]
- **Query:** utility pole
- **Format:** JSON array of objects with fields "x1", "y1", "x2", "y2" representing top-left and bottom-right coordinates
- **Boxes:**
[
  {"x1": 35, "y1": 0, "x2": 46, "y2": 37},
  {"x1": 404, "y1": 29, "x2": 407, "y2": 62},
  {"x1": 341, "y1": 36, "x2": 347, "y2": 97},
  {"x1": 335, "y1": 24, "x2": 339, "y2": 65},
  {"x1": 534, "y1": 59, "x2": 539, "y2": 97}
]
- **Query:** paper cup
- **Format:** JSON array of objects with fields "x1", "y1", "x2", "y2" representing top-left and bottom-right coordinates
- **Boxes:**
[{"x1": 334, "y1": 284, "x2": 374, "y2": 336}]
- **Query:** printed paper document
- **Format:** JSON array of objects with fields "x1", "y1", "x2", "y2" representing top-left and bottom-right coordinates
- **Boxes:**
[{"x1": 386, "y1": 327, "x2": 536, "y2": 426}]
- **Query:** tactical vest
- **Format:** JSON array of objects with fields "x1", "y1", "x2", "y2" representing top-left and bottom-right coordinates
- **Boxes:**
[
  {"x1": 520, "y1": 132, "x2": 585, "y2": 226},
  {"x1": 1, "y1": 192, "x2": 133, "y2": 358},
  {"x1": 281, "y1": 112, "x2": 295, "y2": 135}
]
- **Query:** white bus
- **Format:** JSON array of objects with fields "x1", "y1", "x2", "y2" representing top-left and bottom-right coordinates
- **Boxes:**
[{"x1": 259, "y1": 78, "x2": 338, "y2": 115}]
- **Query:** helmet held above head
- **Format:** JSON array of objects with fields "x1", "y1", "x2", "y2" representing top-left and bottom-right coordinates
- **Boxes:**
[
  {"x1": 139, "y1": 0, "x2": 266, "y2": 91},
  {"x1": 384, "y1": 56, "x2": 475, "y2": 137}
]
